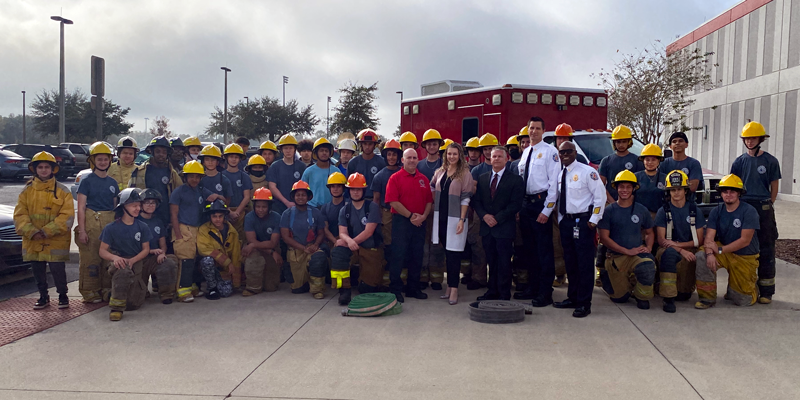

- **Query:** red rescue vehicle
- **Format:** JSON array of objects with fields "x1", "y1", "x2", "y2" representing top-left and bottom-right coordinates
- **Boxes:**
[{"x1": 399, "y1": 82, "x2": 608, "y2": 145}]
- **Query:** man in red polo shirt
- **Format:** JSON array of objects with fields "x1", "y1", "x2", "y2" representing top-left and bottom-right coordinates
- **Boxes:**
[{"x1": 385, "y1": 148, "x2": 434, "y2": 302}]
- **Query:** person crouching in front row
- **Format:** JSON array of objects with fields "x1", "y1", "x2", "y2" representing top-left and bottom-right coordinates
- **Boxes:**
[
  {"x1": 197, "y1": 200, "x2": 242, "y2": 300},
  {"x1": 280, "y1": 181, "x2": 327, "y2": 298},
  {"x1": 242, "y1": 188, "x2": 283, "y2": 296}
]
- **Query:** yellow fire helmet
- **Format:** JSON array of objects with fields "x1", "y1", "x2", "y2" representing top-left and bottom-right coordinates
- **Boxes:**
[
  {"x1": 740, "y1": 121, "x2": 768, "y2": 138},
  {"x1": 259, "y1": 140, "x2": 278, "y2": 153},
  {"x1": 478, "y1": 133, "x2": 498, "y2": 148},
  {"x1": 326, "y1": 171, "x2": 347, "y2": 187},
  {"x1": 638, "y1": 143, "x2": 663, "y2": 161},
  {"x1": 664, "y1": 170, "x2": 689, "y2": 189},
  {"x1": 182, "y1": 160, "x2": 206, "y2": 175},
  {"x1": 28, "y1": 151, "x2": 59, "y2": 174},
  {"x1": 465, "y1": 137, "x2": 480, "y2": 150},
  {"x1": 183, "y1": 136, "x2": 202, "y2": 148},
  {"x1": 199, "y1": 144, "x2": 223, "y2": 159},
  {"x1": 88, "y1": 141, "x2": 114, "y2": 169},
  {"x1": 611, "y1": 125, "x2": 633, "y2": 140},
  {"x1": 399, "y1": 131, "x2": 419, "y2": 147},
  {"x1": 439, "y1": 138, "x2": 454, "y2": 151},
  {"x1": 278, "y1": 133, "x2": 298, "y2": 147},
  {"x1": 505, "y1": 136, "x2": 520, "y2": 147},
  {"x1": 421, "y1": 129, "x2": 443, "y2": 144},
  {"x1": 313, "y1": 137, "x2": 334, "y2": 153},
  {"x1": 223, "y1": 143, "x2": 244, "y2": 156},
  {"x1": 245, "y1": 154, "x2": 266, "y2": 172},
  {"x1": 518, "y1": 125, "x2": 529, "y2": 138},
  {"x1": 611, "y1": 169, "x2": 639, "y2": 190},
  {"x1": 716, "y1": 174, "x2": 746, "y2": 193}
]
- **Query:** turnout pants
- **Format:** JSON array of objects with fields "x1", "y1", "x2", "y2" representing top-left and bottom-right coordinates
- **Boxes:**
[
  {"x1": 603, "y1": 253, "x2": 656, "y2": 302},
  {"x1": 76, "y1": 209, "x2": 115, "y2": 302},
  {"x1": 519, "y1": 198, "x2": 555, "y2": 300},
  {"x1": 108, "y1": 260, "x2": 146, "y2": 312},
  {"x1": 389, "y1": 214, "x2": 425, "y2": 295},
  {"x1": 172, "y1": 224, "x2": 200, "y2": 300},
  {"x1": 141, "y1": 254, "x2": 178, "y2": 301},
  {"x1": 655, "y1": 247, "x2": 698, "y2": 298},
  {"x1": 287, "y1": 248, "x2": 327, "y2": 295},
  {"x1": 465, "y1": 210, "x2": 487, "y2": 284},
  {"x1": 559, "y1": 217, "x2": 596, "y2": 308},
  {"x1": 421, "y1": 213, "x2": 445, "y2": 285},
  {"x1": 331, "y1": 246, "x2": 384, "y2": 291},
  {"x1": 695, "y1": 245, "x2": 759, "y2": 306},
  {"x1": 746, "y1": 200, "x2": 778, "y2": 297},
  {"x1": 31, "y1": 261, "x2": 68, "y2": 296},
  {"x1": 244, "y1": 249, "x2": 281, "y2": 293}
]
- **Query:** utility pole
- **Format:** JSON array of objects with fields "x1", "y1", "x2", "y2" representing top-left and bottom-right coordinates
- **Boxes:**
[
  {"x1": 221, "y1": 67, "x2": 231, "y2": 144},
  {"x1": 244, "y1": 96, "x2": 249, "y2": 105},
  {"x1": 144, "y1": 117, "x2": 149, "y2": 135},
  {"x1": 51, "y1": 15, "x2": 73, "y2": 144},
  {"x1": 396, "y1": 91, "x2": 403, "y2": 102},
  {"x1": 21, "y1": 91, "x2": 26, "y2": 144},
  {"x1": 283, "y1": 76, "x2": 288, "y2": 107},
  {"x1": 327, "y1": 96, "x2": 331, "y2": 137},
  {"x1": 91, "y1": 56, "x2": 105, "y2": 140}
]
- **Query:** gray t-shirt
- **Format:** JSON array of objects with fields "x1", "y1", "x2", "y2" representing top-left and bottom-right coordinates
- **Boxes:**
[
  {"x1": 706, "y1": 202, "x2": 760, "y2": 255},
  {"x1": 417, "y1": 157, "x2": 442, "y2": 181},
  {"x1": 347, "y1": 154, "x2": 386, "y2": 198},
  {"x1": 598, "y1": 153, "x2": 644, "y2": 200},
  {"x1": 655, "y1": 202, "x2": 707, "y2": 243},
  {"x1": 279, "y1": 206, "x2": 324, "y2": 246},
  {"x1": 730, "y1": 152, "x2": 781, "y2": 202},
  {"x1": 338, "y1": 200, "x2": 381, "y2": 249},
  {"x1": 267, "y1": 159, "x2": 307, "y2": 214},
  {"x1": 598, "y1": 202, "x2": 653, "y2": 251}
]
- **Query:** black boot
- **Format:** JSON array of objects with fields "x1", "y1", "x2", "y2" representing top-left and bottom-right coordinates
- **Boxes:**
[
  {"x1": 206, "y1": 289, "x2": 221, "y2": 300},
  {"x1": 338, "y1": 288, "x2": 352, "y2": 305},
  {"x1": 34, "y1": 294, "x2": 50, "y2": 310},
  {"x1": 636, "y1": 298, "x2": 650, "y2": 310},
  {"x1": 430, "y1": 282, "x2": 443, "y2": 291},
  {"x1": 662, "y1": 297, "x2": 676, "y2": 313},
  {"x1": 291, "y1": 282, "x2": 310, "y2": 294},
  {"x1": 58, "y1": 294, "x2": 69, "y2": 309}
]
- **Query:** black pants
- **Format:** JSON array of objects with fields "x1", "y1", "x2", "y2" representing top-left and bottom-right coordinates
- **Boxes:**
[
  {"x1": 389, "y1": 214, "x2": 426, "y2": 295},
  {"x1": 483, "y1": 235, "x2": 513, "y2": 300},
  {"x1": 559, "y1": 217, "x2": 597, "y2": 308},
  {"x1": 31, "y1": 261, "x2": 68, "y2": 296},
  {"x1": 746, "y1": 200, "x2": 778, "y2": 296},
  {"x1": 445, "y1": 249, "x2": 462, "y2": 289},
  {"x1": 519, "y1": 200, "x2": 555, "y2": 300}
]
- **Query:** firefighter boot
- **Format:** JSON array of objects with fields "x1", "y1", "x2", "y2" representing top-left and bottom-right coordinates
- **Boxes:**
[
  {"x1": 338, "y1": 288, "x2": 352, "y2": 305},
  {"x1": 310, "y1": 276, "x2": 325, "y2": 299}
]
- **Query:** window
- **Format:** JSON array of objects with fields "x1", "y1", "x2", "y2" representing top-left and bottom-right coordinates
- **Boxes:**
[
  {"x1": 403, "y1": 106, "x2": 409, "y2": 115},
  {"x1": 511, "y1": 92, "x2": 523, "y2": 103},
  {"x1": 583, "y1": 96, "x2": 593, "y2": 107},
  {"x1": 569, "y1": 95, "x2": 580, "y2": 106},
  {"x1": 527, "y1": 93, "x2": 538, "y2": 104},
  {"x1": 448, "y1": 100, "x2": 455, "y2": 110},
  {"x1": 555, "y1": 94, "x2": 567, "y2": 105},
  {"x1": 596, "y1": 97, "x2": 607, "y2": 107},
  {"x1": 462, "y1": 118, "x2": 480, "y2": 144},
  {"x1": 541, "y1": 94, "x2": 552, "y2": 104},
  {"x1": 70, "y1": 145, "x2": 85, "y2": 154},
  {"x1": 492, "y1": 94, "x2": 501, "y2": 105},
  {"x1": 412, "y1": 105, "x2": 419, "y2": 114}
]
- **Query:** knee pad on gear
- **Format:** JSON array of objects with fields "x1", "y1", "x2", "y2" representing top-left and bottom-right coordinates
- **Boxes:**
[
  {"x1": 330, "y1": 247, "x2": 352, "y2": 270},
  {"x1": 309, "y1": 252, "x2": 328, "y2": 277},
  {"x1": 660, "y1": 248, "x2": 680, "y2": 274},
  {"x1": 87, "y1": 264, "x2": 100, "y2": 278},
  {"x1": 179, "y1": 259, "x2": 195, "y2": 288},
  {"x1": 635, "y1": 260, "x2": 657, "y2": 286}
]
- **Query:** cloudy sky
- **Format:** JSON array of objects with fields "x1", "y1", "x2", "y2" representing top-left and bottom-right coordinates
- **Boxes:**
[{"x1": 1, "y1": 0, "x2": 739, "y2": 139}]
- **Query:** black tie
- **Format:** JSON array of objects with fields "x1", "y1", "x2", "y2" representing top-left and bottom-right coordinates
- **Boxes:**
[
  {"x1": 491, "y1": 173, "x2": 499, "y2": 199},
  {"x1": 523, "y1": 148, "x2": 533, "y2": 193},
  {"x1": 559, "y1": 167, "x2": 567, "y2": 216}
]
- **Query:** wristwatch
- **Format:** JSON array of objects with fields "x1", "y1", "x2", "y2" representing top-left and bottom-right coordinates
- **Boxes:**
[
  {"x1": 718, "y1": 246, "x2": 723, "y2": 255},
  {"x1": 459, "y1": 218, "x2": 466, "y2": 222}
]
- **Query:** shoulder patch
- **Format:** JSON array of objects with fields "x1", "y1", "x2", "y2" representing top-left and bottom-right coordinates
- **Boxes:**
[
  {"x1": 590, "y1": 171, "x2": 598, "y2": 181},
  {"x1": 552, "y1": 153, "x2": 559, "y2": 162}
]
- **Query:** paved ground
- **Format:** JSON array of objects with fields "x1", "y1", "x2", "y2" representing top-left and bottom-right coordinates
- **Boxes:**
[{"x1": 0, "y1": 259, "x2": 798, "y2": 400}]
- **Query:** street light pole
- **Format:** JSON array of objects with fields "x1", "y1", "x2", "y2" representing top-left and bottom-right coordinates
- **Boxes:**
[
  {"x1": 283, "y1": 76, "x2": 288, "y2": 107},
  {"x1": 244, "y1": 96, "x2": 249, "y2": 105},
  {"x1": 221, "y1": 67, "x2": 231, "y2": 144},
  {"x1": 396, "y1": 91, "x2": 403, "y2": 102},
  {"x1": 327, "y1": 96, "x2": 331, "y2": 137},
  {"x1": 21, "y1": 91, "x2": 26, "y2": 144},
  {"x1": 144, "y1": 117, "x2": 149, "y2": 135},
  {"x1": 51, "y1": 15, "x2": 73, "y2": 144}
]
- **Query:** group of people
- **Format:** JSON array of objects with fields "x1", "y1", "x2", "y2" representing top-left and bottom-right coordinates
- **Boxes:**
[{"x1": 13, "y1": 116, "x2": 781, "y2": 320}]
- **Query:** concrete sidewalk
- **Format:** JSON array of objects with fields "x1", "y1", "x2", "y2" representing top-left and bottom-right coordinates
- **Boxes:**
[
  {"x1": 774, "y1": 199, "x2": 800, "y2": 239},
  {"x1": 1, "y1": 260, "x2": 799, "y2": 400}
]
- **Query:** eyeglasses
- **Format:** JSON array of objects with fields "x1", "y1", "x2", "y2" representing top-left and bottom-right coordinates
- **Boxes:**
[{"x1": 558, "y1": 149, "x2": 575, "y2": 155}]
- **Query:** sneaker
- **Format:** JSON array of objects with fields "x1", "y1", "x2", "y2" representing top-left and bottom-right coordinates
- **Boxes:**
[
  {"x1": 313, "y1": 292, "x2": 324, "y2": 299},
  {"x1": 58, "y1": 295, "x2": 70, "y2": 309},
  {"x1": 34, "y1": 296, "x2": 50, "y2": 310},
  {"x1": 109, "y1": 311, "x2": 123, "y2": 321},
  {"x1": 636, "y1": 299, "x2": 650, "y2": 310},
  {"x1": 694, "y1": 301, "x2": 714, "y2": 309},
  {"x1": 206, "y1": 290, "x2": 221, "y2": 300},
  {"x1": 179, "y1": 295, "x2": 194, "y2": 303},
  {"x1": 758, "y1": 296, "x2": 772, "y2": 304}
]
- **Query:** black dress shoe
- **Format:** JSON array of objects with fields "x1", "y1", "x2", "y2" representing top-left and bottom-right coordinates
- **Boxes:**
[
  {"x1": 476, "y1": 293, "x2": 500, "y2": 301},
  {"x1": 530, "y1": 297, "x2": 553, "y2": 308},
  {"x1": 466, "y1": 281, "x2": 486, "y2": 290},
  {"x1": 553, "y1": 299, "x2": 579, "y2": 309},
  {"x1": 513, "y1": 290, "x2": 536, "y2": 300},
  {"x1": 392, "y1": 291, "x2": 405, "y2": 303},
  {"x1": 406, "y1": 291, "x2": 428, "y2": 300},
  {"x1": 514, "y1": 283, "x2": 528, "y2": 292},
  {"x1": 419, "y1": 282, "x2": 429, "y2": 290},
  {"x1": 572, "y1": 306, "x2": 591, "y2": 318},
  {"x1": 430, "y1": 282, "x2": 443, "y2": 291},
  {"x1": 460, "y1": 276, "x2": 472, "y2": 285}
]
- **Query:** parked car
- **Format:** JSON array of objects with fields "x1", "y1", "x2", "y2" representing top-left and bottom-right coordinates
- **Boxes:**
[
  {"x1": 0, "y1": 149, "x2": 31, "y2": 181},
  {"x1": 70, "y1": 168, "x2": 93, "y2": 199},
  {"x1": 0, "y1": 144, "x2": 78, "y2": 180},
  {"x1": 61, "y1": 143, "x2": 91, "y2": 169},
  {"x1": 0, "y1": 204, "x2": 30, "y2": 275}
]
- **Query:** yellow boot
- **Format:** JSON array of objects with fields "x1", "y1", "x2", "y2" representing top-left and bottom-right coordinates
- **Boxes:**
[
  {"x1": 109, "y1": 311, "x2": 123, "y2": 321},
  {"x1": 310, "y1": 276, "x2": 325, "y2": 299}
]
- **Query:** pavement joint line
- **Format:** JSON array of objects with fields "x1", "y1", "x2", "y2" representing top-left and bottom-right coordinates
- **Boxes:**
[
  {"x1": 614, "y1": 303, "x2": 706, "y2": 400},
  {"x1": 0, "y1": 388, "x2": 224, "y2": 397},
  {"x1": 225, "y1": 293, "x2": 345, "y2": 400}
]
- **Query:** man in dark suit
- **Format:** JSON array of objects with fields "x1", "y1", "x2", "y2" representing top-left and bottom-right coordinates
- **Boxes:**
[{"x1": 473, "y1": 146, "x2": 525, "y2": 301}]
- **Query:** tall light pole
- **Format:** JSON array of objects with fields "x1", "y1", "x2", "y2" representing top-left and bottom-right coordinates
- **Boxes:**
[
  {"x1": 244, "y1": 96, "x2": 249, "y2": 105},
  {"x1": 221, "y1": 67, "x2": 231, "y2": 144},
  {"x1": 21, "y1": 91, "x2": 26, "y2": 144},
  {"x1": 396, "y1": 91, "x2": 403, "y2": 102},
  {"x1": 283, "y1": 76, "x2": 288, "y2": 107},
  {"x1": 327, "y1": 96, "x2": 331, "y2": 137},
  {"x1": 51, "y1": 15, "x2": 73, "y2": 144},
  {"x1": 144, "y1": 117, "x2": 149, "y2": 135}
]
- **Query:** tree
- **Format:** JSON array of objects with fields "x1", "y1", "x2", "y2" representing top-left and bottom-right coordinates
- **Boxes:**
[
  {"x1": 0, "y1": 114, "x2": 38, "y2": 144},
  {"x1": 30, "y1": 89, "x2": 134, "y2": 143},
  {"x1": 148, "y1": 115, "x2": 173, "y2": 137},
  {"x1": 592, "y1": 41, "x2": 715, "y2": 145},
  {"x1": 330, "y1": 82, "x2": 380, "y2": 136},
  {"x1": 206, "y1": 96, "x2": 320, "y2": 142}
]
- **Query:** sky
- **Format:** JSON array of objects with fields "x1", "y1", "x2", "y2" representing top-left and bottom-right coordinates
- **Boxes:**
[{"x1": 0, "y1": 0, "x2": 741, "y2": 140}]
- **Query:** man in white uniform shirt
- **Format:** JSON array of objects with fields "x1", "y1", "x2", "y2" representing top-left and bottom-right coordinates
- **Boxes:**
[
  {"x1": 552, "y1": 141, "x2": 606, "y2": 318},
  {"x1": 514, "y1": 116, "x2": 561, "y2": 307}
]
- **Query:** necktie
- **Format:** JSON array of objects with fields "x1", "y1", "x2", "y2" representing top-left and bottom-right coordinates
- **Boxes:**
[
  {"x1": 491, "y1": 173, "x2": 499, "y2": 199},
  {"x1": 559, "y1": 167, "x2": 567, "y2": 215},
  {"x1": 523, "y1": 148, "x2": 532, "y2": 193}
]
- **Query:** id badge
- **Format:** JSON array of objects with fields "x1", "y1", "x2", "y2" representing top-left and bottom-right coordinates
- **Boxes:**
[{"x1": 573, "y1": 220, "x2": 580, "y2": 239}]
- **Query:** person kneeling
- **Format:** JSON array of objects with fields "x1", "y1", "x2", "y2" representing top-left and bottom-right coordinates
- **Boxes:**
[
  {"x1": 280, "y1": 181, "x2": 327, "y2": 299},
  {"x1": 138, "y1": 189, "x2": 179, "y2": 304},
  {"x1": 99, "y1": 189, "x2": 152, "y2": 321},
  {"x1": 331, "y1": 173, "x2": 384, "y2": 305},
  {"x1": 242, "y1": 188, "x2": 283, "y2": 296},
  {"x1": 197, "y1": 200, "x2": 242, "y2": 300},
  {"x1": 598, "y1": 171, "x2": 657, "y2": 310}
]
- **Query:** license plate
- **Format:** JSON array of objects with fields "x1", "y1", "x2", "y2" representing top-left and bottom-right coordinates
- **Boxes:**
[{"x1": 21, "y1": 163, "x2": 28, "y2": 168}]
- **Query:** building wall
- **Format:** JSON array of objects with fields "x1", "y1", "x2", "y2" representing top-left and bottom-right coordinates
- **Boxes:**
[{"x1": 674, "y1": 0, "x2": 800, "y2": 196}]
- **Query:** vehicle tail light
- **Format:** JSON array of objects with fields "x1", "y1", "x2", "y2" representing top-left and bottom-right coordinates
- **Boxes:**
[
  {"x1": 5, "y1": 159, "x2": 20, "y2": 164},
  {"x1": 55, "y1": 156, "x2": 63, "y2": 162}
]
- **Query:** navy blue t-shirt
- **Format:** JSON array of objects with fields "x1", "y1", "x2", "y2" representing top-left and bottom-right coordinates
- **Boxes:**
[
  {"x1": 279, "y1": 206, "x2": 325, "y2": 246},
  {"x1": 470, "y1": 163, "x2": 493, "y2": 181},
  {"x1": 634, "y1": 170, "x2": 667, "y2": 214},
  {"x1": 655, "y1": 202, "x2": 707, "y2": 244},
  {"x1": 339, "y1": 200, "x2": 381, "y2": 248},
  {"x1": 417, "y1": 157, "x2": 442, "y2": 181},
  {"x1": 707, "y1": 202, "x2": 760, "y2": 255},
  {"x1": 169, "y1": 184, "x2": 213, "y2": 227},
  {"x1": 730, "y1": 152, "x2": 781, "y2": 202},
  {"x1": 78, "y1": 173, "x2": 119, "y2": 211},
  {"x1": 371, "y1": 167, "x2": 400, "y2": 209},
  {"x1": 100, "y1": 219, "x2": 152, "y2": 258},
  {"x1": 137, "y1": 215, "x2": 166, "y2": 251},
  {"x1": 321, "y1": 200, "x2": 347, "y2": 238},
  {"x1": 244, "y1": 210, "x2": 281, "y2": 242},
  {"x1": 201, "y1": 172, "x2": 233, "y2": 200},
  {"x1": 266, "y1": 159, "x2": 306, "y2": 214},
  {"x1": 598, "y1": 153, "x2": 644, "y2": 200},
  {"x1": 660, "y1": 156, "x2": 704, "y2": 190},
  {"x1": 598, "y1": 202, "x2": 654, "y2": 251},
  {"x1": 143, "y1": 165, "x2": 172, "y2": 222},
  {"x1": 347, "y1": 154, "x2": 386, "y2": 198},
  {"x1": 221, "y1": 168, "x2": 254, "y2": 207}
]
